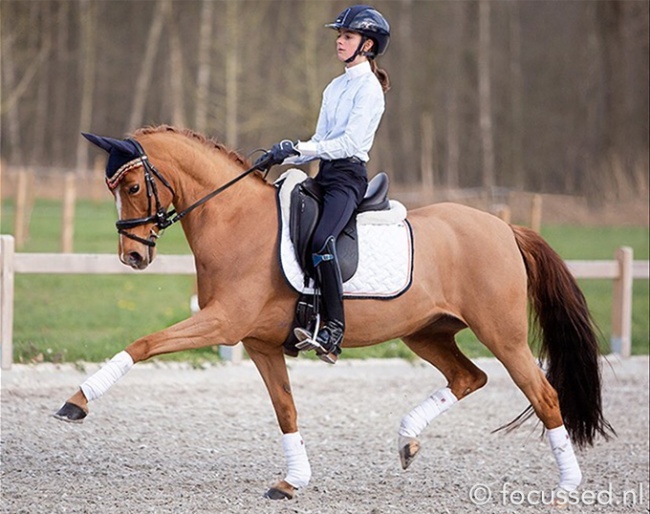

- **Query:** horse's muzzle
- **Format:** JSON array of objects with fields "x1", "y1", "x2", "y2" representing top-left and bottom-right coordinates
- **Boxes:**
[
  {"x1": 120, "y1": 242, "x2": 156, "y2": 270},
  {"x1": 120, "y1": 251, "x2": 150, "y2": 270}
]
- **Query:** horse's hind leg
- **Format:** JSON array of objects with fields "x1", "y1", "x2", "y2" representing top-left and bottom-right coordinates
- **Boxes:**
[
  {"x1": 399, "y1": 328, "x2": 487, "y2": 469},
  {"x1": 476, "y1": 324, "x2": 582, "y2": 492}
]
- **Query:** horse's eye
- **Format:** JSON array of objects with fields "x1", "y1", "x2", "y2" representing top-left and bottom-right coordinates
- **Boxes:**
[{"x1": 128, "y1": 184, "x2": 140, "y2": 194}]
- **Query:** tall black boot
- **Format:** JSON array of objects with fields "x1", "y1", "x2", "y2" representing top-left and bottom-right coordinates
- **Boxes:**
[{"x1": 294, "y1": 237, "x2": 345, "y2": 364}]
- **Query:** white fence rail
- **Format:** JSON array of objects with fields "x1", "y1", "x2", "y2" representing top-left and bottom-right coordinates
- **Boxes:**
[{"x1": 1, "y1": 235, "x2": 648, "y2": 369}]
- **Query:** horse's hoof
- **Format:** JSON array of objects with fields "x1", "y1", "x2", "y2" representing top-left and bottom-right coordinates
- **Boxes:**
[
  {"x1": 53, "y1": 402, "x2": 87, "y2": 423},
  {"x1": 264, "y1": 488, "x2": 291, "y2": 500},
  {"x1": 398, "y1": 435, "x2": 420, "y2": 470},
  {"x1": 264, "y1": 481, "x2": 296, "y2": 500}
]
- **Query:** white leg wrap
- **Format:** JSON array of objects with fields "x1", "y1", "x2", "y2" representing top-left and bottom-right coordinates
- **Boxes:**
[
  {"x1": 547, "y1": 425, "x2": 582, "y2": 492},
  {"x1": 80, "y1": 351, "x2": 134, "y2": 402},
  {"x1": 281, "y1": 432, "x2": 311, "y2": 489},
  {"x1": 399, "y1": 387, "x2": 458, "y2": 438}
]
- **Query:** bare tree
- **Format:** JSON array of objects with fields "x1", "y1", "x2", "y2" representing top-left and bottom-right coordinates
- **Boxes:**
[
  {"x1": 76, "y1": 0, "x2": 97, "y2": 173},
  {"x1": 128, "y1": 1, "x2": 165, "y2": 132},
  {"x1": 0, "y1": 12, "x2": 24, "y2": 165},
  {"x1": 165, "y1": 0, "x2": 186, "y2": 128},
  {"x1": 51, "y1": 1, "x2": 71, "y2": 165},
  {"x1": 0, "y1": 0, "x2": 647, "y2": 198},
  {"x1": 225, "y1": 0, "x2": 240, "y2": 147},
  {"x1": 396, "y1": 0, "x2": 415, "y2": 182},
  {"x1": 508, "y1": 0, "x2": 524, "y2": 191},
  {"x1": 444, "y1": 0, "x2": 466, "y2": 190},
  {"x1": 478, "y1": 0, "x2": 495, "y2": 195},
  {"x1": 195, "y1": 0, "x2": 214, "y2": 133}
]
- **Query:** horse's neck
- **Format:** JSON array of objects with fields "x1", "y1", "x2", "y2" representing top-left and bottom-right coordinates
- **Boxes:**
[{"x1": 173, "y1": 156, "x2": 276, "y2": 271}]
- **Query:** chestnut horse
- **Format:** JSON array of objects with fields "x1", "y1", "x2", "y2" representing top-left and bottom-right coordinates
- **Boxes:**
[{"x1": 55, "y1": 125, "x2": 612, "y2": 500}]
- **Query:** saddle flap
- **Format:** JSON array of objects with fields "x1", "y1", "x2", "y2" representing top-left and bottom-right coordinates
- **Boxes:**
[
  {"x1": 289, "y1": 180, "x2": 320, "y2": 273},
  {"x1": 336, "y1": 219, "x2": 359, "y2": 281},
  {"x1": 288, "y1": 178, "x2": 358, "y2": 282}
]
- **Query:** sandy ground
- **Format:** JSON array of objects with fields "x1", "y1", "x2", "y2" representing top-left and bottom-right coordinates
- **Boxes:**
[{"x1": 1, "y1": 356, "x2": 648, "y2": 514}]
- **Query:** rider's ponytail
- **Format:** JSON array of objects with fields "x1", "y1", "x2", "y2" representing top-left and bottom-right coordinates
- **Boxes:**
[{"x1": 370, "y1": 59, "x2": 390, "y2": 93}]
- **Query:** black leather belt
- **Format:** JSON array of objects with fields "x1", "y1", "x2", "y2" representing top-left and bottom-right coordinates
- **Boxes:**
[{"x1": 325, "y1": 157, "x2": 366, "y2": 166}]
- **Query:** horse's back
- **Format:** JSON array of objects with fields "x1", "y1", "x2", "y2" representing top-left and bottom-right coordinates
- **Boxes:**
[
  {"x1": 408, "y1": 202, "x2": 519, "y2": 254},
  {"x1": 405, "y1": 201, "x2": 527, "y2": 304}
]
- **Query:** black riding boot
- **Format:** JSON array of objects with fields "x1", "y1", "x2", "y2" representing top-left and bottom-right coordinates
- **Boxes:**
[{"x1": 294, "y1": 237, "x2": 345, "y2": 364}]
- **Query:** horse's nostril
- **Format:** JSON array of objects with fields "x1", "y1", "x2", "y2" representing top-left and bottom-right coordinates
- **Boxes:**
[{"x1": 128, "y1": 252, "x2": 143, "y2": 265}]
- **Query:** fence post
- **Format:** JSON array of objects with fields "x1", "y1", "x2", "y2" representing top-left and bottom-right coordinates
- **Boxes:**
[
  {"x1": 14, "y1": 170, "x2": 29, "y2": 249},
  {"x1": 61, "y1": 173, "x2": 76, "y2": 253},
  {"x1": 495, "y1": 204, "x2": 511, "y2": 223},
  {"x1": 530, "y1": 194, "x2": 542, "y2": 233},
  {"x1": 1, "y1": 235, "x2": 15, "y2": 370},
  {"x1": 611, "y1": 246, "x2": 633, "y2": 357}
]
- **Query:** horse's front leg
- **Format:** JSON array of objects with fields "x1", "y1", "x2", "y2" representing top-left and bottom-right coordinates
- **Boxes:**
[
  {"x1": 54, "y1": 307, "x2": 238, "y2": 422},
  {"x1": 244, "y1": 340, "x2": 311, "y2": 500}
]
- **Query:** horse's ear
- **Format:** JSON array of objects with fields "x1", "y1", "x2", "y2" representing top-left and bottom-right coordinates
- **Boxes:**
[
  {"x1": 81, "y1": 133, "x2": 141, "y2": 182},
  {"x1": 82, "y1": 132, "x2": 121, "y2": 154},
  {"x1": 82, "y1": 132, "x2": 140, "y2": 157}
]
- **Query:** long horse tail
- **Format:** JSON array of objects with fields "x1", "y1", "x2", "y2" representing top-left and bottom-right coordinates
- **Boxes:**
[{"x1": 509, "y1": 225, "x2": 615, "y2": 449}]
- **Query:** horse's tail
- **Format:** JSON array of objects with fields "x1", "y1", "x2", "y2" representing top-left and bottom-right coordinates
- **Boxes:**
[{"x1": 509, "y1": 225, "x2": 615, "y2": 449}]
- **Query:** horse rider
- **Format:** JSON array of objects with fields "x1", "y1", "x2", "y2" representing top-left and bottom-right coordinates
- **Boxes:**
[{"x1": 257, "y1": 5, "x2": 391, "y2": 364}]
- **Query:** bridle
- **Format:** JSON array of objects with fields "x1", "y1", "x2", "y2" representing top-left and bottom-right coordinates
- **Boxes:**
[{"x1": 115, "y1": 138, "x2": 268, "y2": 247}]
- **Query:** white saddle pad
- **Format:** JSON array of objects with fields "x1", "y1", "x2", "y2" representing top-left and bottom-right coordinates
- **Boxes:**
[{"x1": 276, "y1": 169, "x2": 413, "y2": 299}]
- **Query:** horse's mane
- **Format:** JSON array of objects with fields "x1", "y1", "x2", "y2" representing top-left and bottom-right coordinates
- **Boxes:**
[{"x1": 133, "y1": 125, "x2": 255, "y2": 171}]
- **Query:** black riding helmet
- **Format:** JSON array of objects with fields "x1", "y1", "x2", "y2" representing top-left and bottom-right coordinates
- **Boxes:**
[{"x1": 326, "y1": 5, "x2": 390, "y2": 62}]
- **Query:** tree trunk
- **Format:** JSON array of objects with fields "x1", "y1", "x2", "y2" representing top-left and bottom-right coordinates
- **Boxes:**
[
  {"x1": 195, "y1": 0, "x2": 214, "y2": 133},
  {"x1": 508, "y1": 1, "x2": 524, "y2": 191},
  {"x1": 51, "y1": 1, "x2": 70, "y2": 166},
  {"x1": 128, "y1": 1, "x2": 165, "y2": 131},
  {"x1": 0, "y1": 18, "x2": 23, "y2": 165},
  {"x1": 397, "y1": 0, "x2": 415, "y2": 183},
  {"x1": 478, "y1": 0, "x2": 495, "y2": 196},
  {"x1": 420, "y1": 112, "x2": 435, "y2": 199},
  {"x1": 225, "y1": 0, "x2": 239, "y2": 147},
  {"x1": 445, "y1": 0, "x2": 465, "y2": 190},
  {"x1": 165, "y1": 0, "x2": 186, "y2": 128},
  {"x1": 33, "y1": 1, "x2": 53, "y2": 166},
  {"x1": 76, "y1": 0, "x2": 97, "y2": 174}
]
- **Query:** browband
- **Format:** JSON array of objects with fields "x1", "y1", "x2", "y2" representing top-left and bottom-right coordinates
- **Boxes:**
[{"x1": 106, "y1": 158, "x2": 144, "y2": 190}]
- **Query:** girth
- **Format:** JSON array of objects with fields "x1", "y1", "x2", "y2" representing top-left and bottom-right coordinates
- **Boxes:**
[{"x1": 288, "y1": 172, "x2": 390, "y2": 282}]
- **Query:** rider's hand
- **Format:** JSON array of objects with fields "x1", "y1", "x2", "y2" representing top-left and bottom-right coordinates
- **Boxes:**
[{"x1": 255, "y1": 140, "x2": 299, "y2": 170}]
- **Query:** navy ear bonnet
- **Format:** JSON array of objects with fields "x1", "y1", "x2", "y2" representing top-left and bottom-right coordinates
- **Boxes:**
[{"x1": 82, "y1": 132, "x2": 142, "y2": 188}]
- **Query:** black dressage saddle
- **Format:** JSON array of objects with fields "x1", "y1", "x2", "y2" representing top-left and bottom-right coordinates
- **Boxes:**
[
  {"x1": 282, "y1": 172, "x2": 391, "y2": 357},
  {"x1": 288, "y1": 172, "x2": 390, "y2": 283}
]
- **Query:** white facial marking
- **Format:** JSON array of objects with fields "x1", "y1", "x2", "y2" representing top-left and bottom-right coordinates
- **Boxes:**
[{"x1": 115, "y1": 185, "x2": 126, "y2": 261}]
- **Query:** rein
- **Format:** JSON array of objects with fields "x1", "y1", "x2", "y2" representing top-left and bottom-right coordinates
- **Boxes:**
[{"x1": 116, "y1": 139, "x2": 267, "y2": 247}]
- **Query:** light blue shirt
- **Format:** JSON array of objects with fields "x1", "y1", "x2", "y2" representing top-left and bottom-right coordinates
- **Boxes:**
[{"x1": 287, "y1": 61, "x2": 385, "y2": 164}]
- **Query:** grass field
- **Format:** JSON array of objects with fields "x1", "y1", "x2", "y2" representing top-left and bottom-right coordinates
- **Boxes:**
[{"x1": 1, "y1": 198, "x2": 648, "y2": 363}]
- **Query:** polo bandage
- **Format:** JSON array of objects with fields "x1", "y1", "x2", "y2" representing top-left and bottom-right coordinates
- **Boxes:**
[
  {"x1": 281, "y1": 432, "x2": 311, "y2": 489},
  {"x1": 80, "y1": 350, "x2": 134, "y2": 402},
  {"x1": 399, "y1": 387, "x2": 458, "y2": 438},
  {"x1": 547, "y1": 425, "x2": 582, "y2": 492}
]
